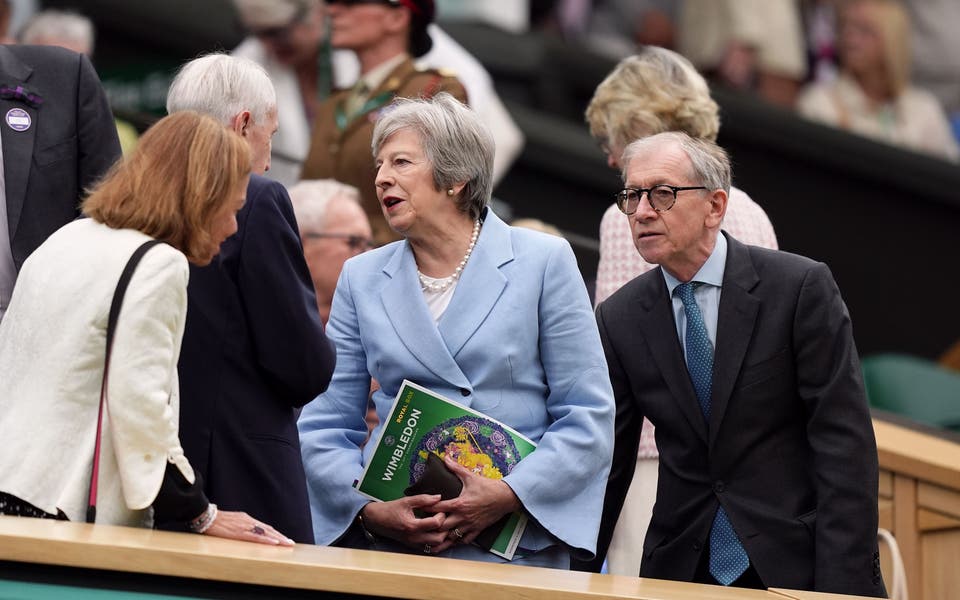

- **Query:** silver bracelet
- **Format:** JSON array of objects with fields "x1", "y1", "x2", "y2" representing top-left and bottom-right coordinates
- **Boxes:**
[{"x1": 188, "y1": 503, "x2": 218, "y2": 534}]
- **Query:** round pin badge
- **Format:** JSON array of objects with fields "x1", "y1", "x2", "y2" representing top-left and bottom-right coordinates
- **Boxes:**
[{"x1": 6, "y1": 108, "x2": 31, "y2": 132}]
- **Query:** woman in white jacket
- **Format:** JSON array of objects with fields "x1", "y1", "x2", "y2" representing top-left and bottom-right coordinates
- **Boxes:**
[{"x1": 0, "y1": 111, "x2": 291, "y2": 545}]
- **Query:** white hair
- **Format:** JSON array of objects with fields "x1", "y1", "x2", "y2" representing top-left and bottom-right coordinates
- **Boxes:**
[
  {"x1": 166, "y1": 53, "x2": 276, "y2": 125},
  {"x1": 289, "y1": 179, "x2": 362, "y2": 233},
  {"x1": 19, "y1": 10, "x2": 94, "y2": 56}
]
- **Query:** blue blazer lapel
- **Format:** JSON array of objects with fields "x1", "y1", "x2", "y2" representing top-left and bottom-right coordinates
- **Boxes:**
[
  {"x1": 0, "y1": 49, "x2": 36, "y2": 243},
  {"x1": 379, "y1": 241, "x2": 471, "y2": 389},
  {"x1": 639, "y1": 272, "x2": 709, "y2": 445},
  {"x1": 438, "y1": 211, "x2": 511, "y2": 359},
  {"x1": 710, "y1": 234, "x2": 760, "y2": 449}
]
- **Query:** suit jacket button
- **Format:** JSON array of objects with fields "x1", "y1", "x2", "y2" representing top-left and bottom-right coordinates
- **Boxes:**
[
  {"x1": 460, "y1": 388, "x2": 470, "y2": 397},
  {"x1": 693, "y1": 540, "x2": 702, "y2": 551},
  {"x1": 714, "y1": 481, "x2": 725, "y2": 493}
]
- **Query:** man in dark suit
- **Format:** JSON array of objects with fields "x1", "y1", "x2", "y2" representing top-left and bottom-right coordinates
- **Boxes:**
[
  {"x1": 166, "y1": 53, "x2": 336, "y2": 543},
  {"x1": 595, "y1": 131, "x2": 884, "y2": 596},
  {"x1": 0, "y1": 44, "x2": 120, "y2": 321}
]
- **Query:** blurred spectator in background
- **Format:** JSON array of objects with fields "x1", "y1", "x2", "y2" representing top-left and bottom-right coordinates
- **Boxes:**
[
  {"x1": 574, "y1": 46, "x2": 778, "y2": 576},
  {"x1": 902, "y1": 0, "x2": 960, "y2": 140},
  {"x1": 678, "y1": 0, "x2": 808, "y2": 107},
  {"x1": 802, "y1": 0, "x2": 842, "y2": 85},
  {"x1": 300, "y1": 0, "x2": 466, "y2": 246},
  {"x1": 17, "y1": 8, "x2": 91, "y2": 54},
  {"x1": 555, "y1": 0, "x2": 678, "y2": 61},
  {"x1": 0, "y1": 43, "x2": 120, "y2": 322},
  {"x1": 1, "y1": 0, "x2": 14, "y2": 43},
  {"x1": 234, "y1": 0, "x2": 522, "y2": 189},
  {"x1": 18, "y1": 9, "x2": 139, "y2": 155},
  {"x1": 436, "y1": 0, "x2": 530, "y2": 33},
  {"x1": 797, "y1": 0, "x2": 959, "y2": 162},
  {"x1": 232, "y1": 0, "x2": 328, "y2": 186},
  {"x1": 511, "y1": 217, "x2": 562, "y2": 237},
  {"x1": 289, "y1": 178, "x2": 373, "y2": 324}
]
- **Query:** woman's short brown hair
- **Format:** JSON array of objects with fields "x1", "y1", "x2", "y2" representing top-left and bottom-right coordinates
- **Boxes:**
[{"x1": 82, "y1": 111, "x2": 250, "y2": 263}]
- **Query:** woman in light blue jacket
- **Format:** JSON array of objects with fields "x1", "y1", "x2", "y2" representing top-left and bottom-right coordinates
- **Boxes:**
[{"x1": 298, "y1": 94, "x2": 614, "y2": 569}]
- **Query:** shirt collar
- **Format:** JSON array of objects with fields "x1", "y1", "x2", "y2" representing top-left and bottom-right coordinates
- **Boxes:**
[
  {"x1": 360, "y1": 53, "x2": 409, "y2": 92},
  {"x1": 662, "y1": 232, "x2": 728, "y2": 296}
]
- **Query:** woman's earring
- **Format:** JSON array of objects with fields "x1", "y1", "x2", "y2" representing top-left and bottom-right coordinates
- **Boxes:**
[{"x1": 447, "y1": 188, "x2": 454, "y2": 196}]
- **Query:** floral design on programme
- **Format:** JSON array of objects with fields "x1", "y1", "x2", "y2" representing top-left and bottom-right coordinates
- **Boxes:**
[{"x1": 411, "y1": 415, "x2": 521, "y2": 484}]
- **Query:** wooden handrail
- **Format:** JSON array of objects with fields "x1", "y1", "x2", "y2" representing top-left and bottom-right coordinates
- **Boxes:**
[{"x1": 0, "y1": 516, "x2": 864, "y2": 600}]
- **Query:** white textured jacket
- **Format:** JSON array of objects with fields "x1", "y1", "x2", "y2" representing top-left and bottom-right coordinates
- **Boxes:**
[{"x1": 0, "y1": 219, "x2": 195, "y2": 526}]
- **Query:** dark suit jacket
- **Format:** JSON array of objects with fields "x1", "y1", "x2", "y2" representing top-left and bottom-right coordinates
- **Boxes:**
[
  {"x1": 177, "y1": 175, "x2": 335, "y2": 543},
  {"x1": 589, "y1": 234, "x2": 884, "y2": 597},
  {"x1": 0, "y1": 45, "x2": 120, "y2": 268}
]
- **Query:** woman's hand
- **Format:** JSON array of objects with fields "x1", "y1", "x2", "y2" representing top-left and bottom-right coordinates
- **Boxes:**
[
  {"x1": 361, "y1": 495, "x2": 453, "y2": 554},
  {"x1": 203, "y1": 510, "x2": 295, "y2": 546},
  {"x1": 428, "y1": 455, "x2": 522, "y2": 546}
]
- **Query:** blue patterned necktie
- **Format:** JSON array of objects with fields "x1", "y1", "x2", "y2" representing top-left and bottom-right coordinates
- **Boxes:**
[{"x1": 675, "y1": 282, "x2": 750, "y2": 586}]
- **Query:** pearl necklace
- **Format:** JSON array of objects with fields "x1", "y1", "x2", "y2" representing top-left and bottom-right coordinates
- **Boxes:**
[{"x1": 418, "y1": 219, "x2": 481, "y2": 293}]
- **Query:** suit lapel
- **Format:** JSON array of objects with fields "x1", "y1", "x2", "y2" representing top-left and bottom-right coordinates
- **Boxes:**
[
  {"x1": 709, "y1": 234, "x2": 761, "y2": 449},
  {"x1": 379, "y1": 241, "x2": 471, "y2": 389},
  {"x1": 0, "y1": 48, "x2": 36, "y2": 241},
  {"x1": 638, "y1": 272, "x2": 709, "y2": 444},
  {"x1": 438, "y1": 211, "x2": 511, "y2": 359}
]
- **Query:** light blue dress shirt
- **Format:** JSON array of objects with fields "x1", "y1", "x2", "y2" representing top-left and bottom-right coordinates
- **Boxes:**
[{"x1": 661, "y1": 234, "x2": 728, "y2": 356}]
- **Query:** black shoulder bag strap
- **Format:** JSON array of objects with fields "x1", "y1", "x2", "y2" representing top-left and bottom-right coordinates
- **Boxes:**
[{"x1": 86, "y1": 239, "x2": 164, "y2": 524}]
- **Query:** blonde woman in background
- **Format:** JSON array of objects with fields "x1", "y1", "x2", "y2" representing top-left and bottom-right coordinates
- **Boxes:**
[{"x1": 798, "y1": 0, "x2": 959, "y2": 161}]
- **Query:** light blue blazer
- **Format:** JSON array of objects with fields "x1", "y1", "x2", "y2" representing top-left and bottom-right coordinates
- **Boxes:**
[{"x1": 298, "y1": 210, "x2": 614, "y2": 563}]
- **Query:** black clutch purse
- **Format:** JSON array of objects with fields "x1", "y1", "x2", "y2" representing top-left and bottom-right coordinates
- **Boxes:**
[{"x1": 403, "y1": 452, "x2": 512, "y2": 551}]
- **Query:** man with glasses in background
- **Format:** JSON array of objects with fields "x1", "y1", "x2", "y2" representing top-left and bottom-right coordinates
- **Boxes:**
[
  {"x1": 289, "y1": 178, "x2": 373, "y2": 325},
  {"x1": 594, "y1": 131, "x2": 885, "y2": 596}
]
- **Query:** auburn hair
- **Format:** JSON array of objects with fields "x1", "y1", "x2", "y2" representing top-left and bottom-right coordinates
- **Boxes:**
[{"x1": 82, "y1": 111, "x2": 250, "y2": 263}]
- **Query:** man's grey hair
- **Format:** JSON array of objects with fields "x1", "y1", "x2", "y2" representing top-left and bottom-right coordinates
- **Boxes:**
[
  {"x1": 289, "y1": 179, "x2": 361, "y2": 234},
  {"x1": 166, "y1": 53, "x2": 277, "y2": 125},
  {"x1": 621, "y1": 131, "x2": 731, "y2": 194},
  {"x1": 19, "y1": 10, "x2": 94, "y2": 55},
  {"x1": 371, "y1": 93, "x2": 494, "y2": 221}
]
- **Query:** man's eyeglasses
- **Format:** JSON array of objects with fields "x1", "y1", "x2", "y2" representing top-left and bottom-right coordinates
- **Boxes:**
[
  {"x1": 303, "y1": 232, "x2": 376, "y2": 252},
  {"x1": 615, "y1": 184, "x2": 708, "y2": 215}
]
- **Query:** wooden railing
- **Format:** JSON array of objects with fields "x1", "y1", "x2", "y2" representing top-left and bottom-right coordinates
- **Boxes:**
[
  {"x1": 0, "y1": 516, "x2": 880, "y2": 600},
  {"x1": 1, "y1": 413, "x2": 952, "y2": 599},
  {"x1": 874, "y1": 414, "x2": 960, "y2": 600}
]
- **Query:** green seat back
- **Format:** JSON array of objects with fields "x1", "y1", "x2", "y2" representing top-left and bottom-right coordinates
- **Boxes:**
[{"x1": 862, "y1": 353, "x2": 960, "y2": 431}]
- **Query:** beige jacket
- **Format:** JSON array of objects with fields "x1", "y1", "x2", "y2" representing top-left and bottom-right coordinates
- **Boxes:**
[
  {"x1": 679, "y1": 0, "x2": 807, "y2": 79},
  {"x1": 798, "y1": 74, "x2": 960, "y2": 162},
  {"x1": 0, "y1": 219, "x2": 195, "y2": 526}
]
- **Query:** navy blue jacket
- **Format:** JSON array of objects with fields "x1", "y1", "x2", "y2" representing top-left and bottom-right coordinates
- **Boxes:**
[{"x1": 177, "y1": 174, "x2": 335, "y2": 543}]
